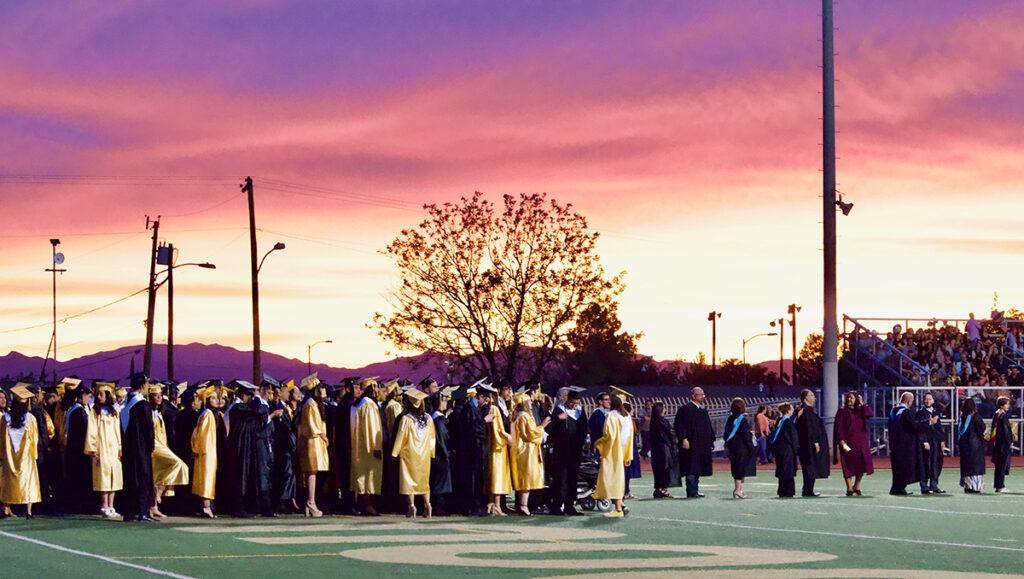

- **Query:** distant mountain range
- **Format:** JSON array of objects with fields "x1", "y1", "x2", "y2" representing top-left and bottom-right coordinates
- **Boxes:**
[{"x1": 0, "y1": 343, "x2": 790, "y2": 385}]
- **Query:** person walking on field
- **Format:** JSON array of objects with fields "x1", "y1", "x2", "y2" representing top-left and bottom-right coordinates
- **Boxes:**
[
  {"x1": 833, "y1": 391, "x2": 873, "y2": 496},
  {"x1": 674, "y1": 387, "x2": 714, "y2": 498},
  {"x1": 795, "y1": 389, "x2": 829, "y2": 497}
]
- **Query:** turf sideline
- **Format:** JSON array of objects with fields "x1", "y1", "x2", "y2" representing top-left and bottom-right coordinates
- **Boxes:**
[
  {"x1": 631, "y1": 516, "x2": 1024, "y2": 553},
  {"x1": 0, "y1": 530, "x2": 195, "y2": 578}
]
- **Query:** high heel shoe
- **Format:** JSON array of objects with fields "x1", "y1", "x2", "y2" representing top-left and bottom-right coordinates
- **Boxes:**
[
  {"x1": 732, "y1": 491, "x2": 748, "y2": 499},
  {"x1": 201, "y1": 508, "x2": 217, "y2": 519},
  {"x1": 304, "y1": 503, "x2": 323, "y2": 518},
  {"x1": 515, "y1": 506, "x2": 532, "y2": 517},
  {"x1": 406, "y1": 505, "x2": 417, "y2": 519},
  {"x1": 423, "y1": 504, "x2": 432, "y2": 519}
]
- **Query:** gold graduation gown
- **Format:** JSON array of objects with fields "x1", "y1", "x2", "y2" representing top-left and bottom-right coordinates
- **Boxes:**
[
  {"x1": 0, "y1": 414, "x2": 41, "y2": 505},
  {"x1": 86, "y1": 409, "x2": 123, "y2": 492},
  {"x1": 298, "y1": 398, "x2": 329, "y2": 474},
  {"x1": 191, "y1": 409, "x2": 217, "y2": 499},
  {"x1": 487, "y1": 405, "x2": 513, "y2": 495},
  {"x1": 511, "y1": 411, "x2": 545, "y2": 491},
  {"x1": 390, "y1": 414, "x2": 435, "y2": 495},
  {"x1": 153, "y1": 410, "x2": 190, "y2": 494},
  {"x1": 350, "y1": 398, "x2": 383, "y2": 494},
  {"x1": 594, "y1": 410, "x2": 633, "y2": 500},
  {"x1": 384, "y1": 399, "x2": 403, "y2": 435}
]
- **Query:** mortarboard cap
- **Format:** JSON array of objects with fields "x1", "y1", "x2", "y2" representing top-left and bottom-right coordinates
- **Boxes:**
[
  {"x1": 10, "y1": 384, "x2": 33, "y2": 402},
  {"x1": 301, "y1": 373, "x2": 320, "y2": 391},
  {"x1": 358, "y1": 376, "x2": 379, "y2": 388},
  {"x1": 176, "y1": 382, "x2": 189, "y2": 398},
  {"x1": 129, "y1": 372, "x2": 148, "y2": 389},
  {"x1": 261, "y1": 374, "x2": 282, "y2": 389},
  {"x1": 230, "y1": 379, "x2": 258, "y2": 393},
  {"x1": 418, "y1": 375, "x2": 436, "y2": 388},
  {"x1": 610, "y1": 385, "x2": 630, "y2": 402},
  {"x1": 404, "y1": 388, "x2": 428, "y2": 406},
  {"x1": 440, "y1": 385, "x2": 457, "y2": 398}
]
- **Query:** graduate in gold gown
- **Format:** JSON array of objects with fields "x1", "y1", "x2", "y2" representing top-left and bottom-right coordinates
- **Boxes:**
[
  {"x1": 483, "y1": 384, "x2": 512, "y2": 516},
  {"x1": 391, "y1": 388, "x2": 436, "y2": 518},
  {"x1": 149, "y1": 384, "x2": 189, "y2": 518},
  {"x1": 510, "y1": 394, "x2": 550, "y2": 516},
  {"x1": 86, "y1": 383, "x2": 123, "y2": 519},
  {"x1": 191, "y1": 386, "x2": 220, "y2": 518},
  {"x1": 594, "y1": 395, "x2": 633, "y2": 517},
  {"x1": 0, "y1": 385, "x2": 41, "y2": 518},
  {"x1": 351, "y1": 378, "x2": 383, "y2": 515},
  {"x1": 297, "y1": 373, "x2": 329, "y2": 517}
]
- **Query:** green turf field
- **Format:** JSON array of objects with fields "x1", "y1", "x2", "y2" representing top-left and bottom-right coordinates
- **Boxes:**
[{"x1": 1, "y1": 471, "x2": 1021, "y2": 578}]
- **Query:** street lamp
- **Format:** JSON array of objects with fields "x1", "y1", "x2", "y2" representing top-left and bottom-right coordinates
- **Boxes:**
[
  {"x1": 252, "y1": 241, "x2": 285, "y2": 383},
  {"x1": 769, "y1": 318, "x2": 790, "y2": 385},
  {"x1": 44, "y1": 239, "x2": 66, "y2": 384},
  {"x1": 788, "y1": 304, "x2": 802, "y2": 385},
  {"x1": 307, "y1": 339, "x2": 333, "y2": 375},
  {"x1": 742, "y1": 331, "x2": 777, "y2": 387},
  {"x1": 708, "y1": 311, "x2": 722, "y2": 369},
  {"x1": 153, "y1": 252, "x2": 216, "y2": 381}
]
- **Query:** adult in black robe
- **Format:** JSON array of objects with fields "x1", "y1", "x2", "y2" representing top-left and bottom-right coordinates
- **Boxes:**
[
  {"x1": 271, "y1": 400, "x2": 298, "y2": 512},
  {"x1": 915, "y1": 393, "x2": 946, "y2": 494},
  {"x1": 120, "y1": 374, "x2": 156, "y2": 522},
  {"x1": 426, "y1": 393, "x2": 453, "y2": 515},
  {"x1": 380, "y1": 392, "x2": 402, "y2": 514},
  {"x1": 546, "y1": 390, "x2": 588, "y2": 514},
  {"x1": 771, "y1": 405, "x2": 799, "y2": 498},
  {"x1": 724, "y1": 403, "x2": 756, "y2": 498},
  {"x1": 957, "y1": 399, "x2": 986, "y2": 493},
  {"x1": 452, "y1": 391, "x2": 488, "y2": 516},
  {"x1": 64, "y1": 386, "x2": 94, "y2": 512},
  {"x1": 888, "y1": 392, "x2": 921, "y2": 495},
  {"x1": 991, "y1": 398, "x2": 1013, "y2": 492},
  {"x1": 794, "y1": 390, "x2": 830, "y2": 497},
  {"x1": 172, "y1": 389, "x2": 200, "y2": 514},
  {"x1": 27, "y1": 385, "x2": 54, "y2": 511},
  {"x1": 333, "y1": 382, "x2": 357, "y2": 515},
  {"x1": 674, "y1": 387, "x2": 714, "y2": 498},
  {"x1": 225, "y1": 383, "x2": 266, "y2": 517},
  {"x1": 649, "y1": 402, "x2": 680, "y2": 497}
]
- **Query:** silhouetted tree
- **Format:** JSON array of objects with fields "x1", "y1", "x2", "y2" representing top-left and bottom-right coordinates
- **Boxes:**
[
  {"x1": 566, "y1": 302, "x2": 643, "y2": 386},
  {"x1": 373, "y1": 191, "x2": 624, "y2": 384}
]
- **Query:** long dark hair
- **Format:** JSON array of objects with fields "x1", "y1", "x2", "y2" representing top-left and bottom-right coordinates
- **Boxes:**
[
  {"x1": 610, "y1": 396, "x2": 624, "y2": 414},
  {"x1": 651, "y1": 402, "x2": 665, "y2": 422},
  {"x1": 94, "y1": 390, "x2": 115, "y2": 416},
  {"x1": 961, "y1": 398, "x2": 976, "y2": 417},
  {"x1": 8, "y1": 399, "x2": 28, "y2": 429}
]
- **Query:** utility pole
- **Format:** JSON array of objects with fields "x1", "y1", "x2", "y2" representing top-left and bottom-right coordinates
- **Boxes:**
[
  {"x1": 822, "y1": 0, "x2": 840, "y2": 436},
  {"x1": 788, "y1": 304, "x2": 801, "y2": 385},
  {"x1": 143, "y1": 216, "x2": 160, "y2": 376},
  {"x1": 45, "y1": 239, "x2": 65, "y2": 384},
  {"x1": 167, "y1": 243, "x2": 175, "y2": 382},
  {"x1": 707, "y1": 311, "x2": 721, "y2": 369},
  {"x1": 770, "y1": 318, "x2": 786, "y2": 384},
  {"x1": 243, "y1": 177, "x2": 261, "y2": 384}
]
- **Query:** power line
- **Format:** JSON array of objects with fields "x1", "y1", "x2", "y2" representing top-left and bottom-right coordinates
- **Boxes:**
[{"x1": 0, "y1": 286, "x2": 149, "y2": 334}]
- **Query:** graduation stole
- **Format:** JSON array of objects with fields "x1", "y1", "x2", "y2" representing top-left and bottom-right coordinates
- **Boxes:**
[
  {"x1": 557, "y1": 403, "x2": 581, "y2": 421},
  {"x1": 64, "y1": 402, "x2": 83, "y2": 436},
  {"x1": 889, "y1": 404, "x2": 907, "y2": 426},
  {"x1": 120, "y1": 392, "x2": 143, "y2": 433},
  {"x1": 771, "y1": 416, "x2": 790, "y2": 444},
  {"x1": 958, "y1": 413, "x2": 972, "y2": 438},
  {"x1": 725, "y1": 414, "x2": 744, "y2": 442},
  {"x1": 989, "y1": 412, "x2": 1003, "y2": 445}
]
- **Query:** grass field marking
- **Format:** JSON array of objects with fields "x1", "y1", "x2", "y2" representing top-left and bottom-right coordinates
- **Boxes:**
[
  {"x1": 814, "y1": 501, "x2": 1024, "y2": 518},
  {"x1": 239, "y1": 524, "x2": 623, "y2": 545},
  {"x1": 0, "y1": 530, "x2": 195, "y2": 578},
  {"x1": 542, "y1": 568, "x2": 1024, "y2": 578},
  {"x1": 632, "y1": 515, "x2": 1024, "y2": 554},
  {"x1": 116, "y1": 553, "x2": 344, "y2": 561},
  {"x1": 338, "y1": 542, "x2": 836, "y2": 570}
]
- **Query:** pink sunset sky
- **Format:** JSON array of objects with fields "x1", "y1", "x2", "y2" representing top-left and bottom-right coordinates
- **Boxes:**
[{"x1": 1, "y1": 0, "x2": 1022, "y2": 374}]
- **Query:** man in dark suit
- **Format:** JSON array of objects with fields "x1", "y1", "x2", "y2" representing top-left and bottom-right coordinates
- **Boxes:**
[{"x1": 674, "y1": 387, "x2": 714, "y2": 498}]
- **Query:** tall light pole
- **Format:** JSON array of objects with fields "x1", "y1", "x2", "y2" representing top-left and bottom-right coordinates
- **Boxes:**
[
  {"x1": 769, "y1": 318, "x2": 788, "y2": 384},
  {"x1": 788, "y1": 304, "x2": 802, "y2": 385},
  {"x1": 708, "y1": 311, "x2": 722, "y2": 369},
  {"x1": 158, "y1": 252, "x2": 216, "y2": 381},
  {"x1": 742, "y1": 331, "x2": 777, "y2": 387},
  {"x1": 252, "y1": 239, "x2": 286, "y2": 384},
  {"x1": 143, "y1": 216, "x2": 161, "y2": 376},
  {"x1": 44, "y1": 239, "x2": 66, "y2": 384},
  {"x1": 307, "y1": 339, "x2": 333, "y2": 375}
]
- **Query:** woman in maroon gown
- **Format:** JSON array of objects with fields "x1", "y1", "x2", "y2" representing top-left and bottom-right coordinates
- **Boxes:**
[{"x1": 833, "y1": 391, "x2": 874, "y2": 496}]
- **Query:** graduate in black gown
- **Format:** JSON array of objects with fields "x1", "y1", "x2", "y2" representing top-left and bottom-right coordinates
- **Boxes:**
[
  {"x1": 587, "y1": 392, "x2": 610, "y2": 454},
  {"x1": 675, "y1": 387, "x2": 714, "y2": 498},
  {"x1": 794, "y1": 389, "x2": 830, "y2": 497},
  {"x1": 771, "y1": 402, "x2": 799, "y2": 498},
  {"x1": 27, "y1": 384, "x2": 55, "y2": 512},
  {"x1": 333, "y1": 377, "x2": 360, "y2": 515},
  {"x1": 649, "y1": 401, "x2": 680, "y2": 499},
  {"x1": 427, "y1": 390, "x2": 453, "y2": 516},
  {"x1": 452, "y1": 385, "x2": 489, "y2": 516},
  {"x1": 63, "y1": 384, "x2": 94, "y2": 512},
  {"x1": 915, "y1": 392, "x2": 946, "y2": 494},
  {"x1": 271, "y1": 383, "x2": 299, "y2": 513},
  {"x1": 253, "y1": 379, "x2": 281, "y2": 515},
  {"x1": 119, "y1": 372, "x2": 156, "y2": 522},
  {"x1": 957, "y1": 398, "x2": 986, "y2": 493},
  {"x1": 172, "y1": 385, "x2": 201, "y2": 514},
  {"x1": 224, "y1": 380, "x2": 268, "y2": 517},
  {"x1": 888, "y1": 391, "x2": 921, "y2": 495},
  {"x1": 547, "y1": 387, "x2": 588, "y2": 515},
  {"x1": 724, "y1": 398, "x2": 756, "y2": 499},
  {"x1": 991, "y1": 396, "x2": 1013, "y2": 493}
]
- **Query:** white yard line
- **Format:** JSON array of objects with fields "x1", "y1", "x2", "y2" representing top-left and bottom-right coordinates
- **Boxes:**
[
  {"x1": 631, "y1": 516, "x2": 1024, "y2": 553},
  {"x1": 814, "y1": 501, "x2": 1024, "y2": 519},
  {"x1": 0, "y1": 530, "x2": 195, "y2": 578}
]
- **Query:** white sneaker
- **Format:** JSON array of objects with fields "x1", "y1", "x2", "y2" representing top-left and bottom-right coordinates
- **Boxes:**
[{"x1": 104, "y1": 509, "x2": 121, "y2": 520}]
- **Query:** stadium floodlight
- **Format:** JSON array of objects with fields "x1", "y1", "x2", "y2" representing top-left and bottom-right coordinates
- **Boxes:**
[{"x1": 836, "y1": 195, "x2": 854, "y2": 216}]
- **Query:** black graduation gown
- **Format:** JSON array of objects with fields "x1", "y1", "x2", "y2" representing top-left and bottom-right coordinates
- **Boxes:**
[
  {"x1": 547, "y1": 406, "x2": 589, "y2": 504},
  {"x1": 724, "y1": 414, "x2": 757, "y2": 480},
  {"x1": 453, "y1": 400, "x2": 487, "y2": 496},
  {"x1": 254, "y1": 399, "x2": 274, "y2": 494},
  {"x1": 334, "y1": 394, "x2": 354, "y2": 494},
  {"x1": 587, "y1": 409, "x2": 606, "y2": 452},
  {"x1": 173, "y1": 406, "x2": 199, "y2": 486},
  {"x1": 271, "y1": 405, "x2": 297, "y2": 502},
  {"x1": 958, "y1": 412, "x2": 986, "y2": 477},
  {"x1": 992, "y1": 410, "x2": 1013, "y2": 475},
  {"x1": 888, "y1": 405, "x2": 921, "y2": 486},
  {"x1": 225, "y1": 400, "x2": 265, "y2": 502},
  {"x1": 161, "y1": 400, "x2": 178, "y2": 449},
  {"x1": 430, "y1": 412, "x2": 453, "y2": 495},
  {"x1": 382, "y1": 402, "x2": 401, "y2": 508},
  {"x1": 771, "y1": 418, "x2": 799, "y2": 478},
  {"x1": 915, "y1": 406, "x2": 944, "y2": 482},
  {"x1": 29, "y1": 407, "x2": 52, "y2": 503},
  {"x1": 649, "y1": 415, "x2": 681, "y2": 489},
  {"x1": 121, "y1": 397, "x2": 155, "y2": 518},
  {"x1": 64, "y1": 406, "x2": 93, "y2": 509},
  {"x1": 674, "y1": 402, "x2": 714, "y2": 477},
  {"x1": 795, "y1": 405, "x2": 830, "y2": 480}
]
